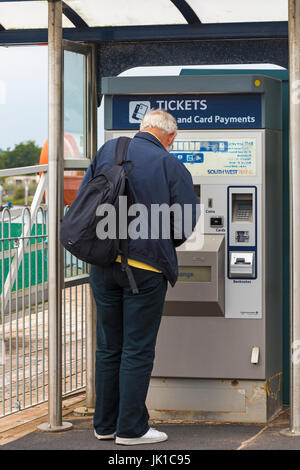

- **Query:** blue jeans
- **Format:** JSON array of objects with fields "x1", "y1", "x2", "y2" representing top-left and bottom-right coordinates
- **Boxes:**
[{"x1": 89, "y1": 262, "x2": 168, "y2": 438}]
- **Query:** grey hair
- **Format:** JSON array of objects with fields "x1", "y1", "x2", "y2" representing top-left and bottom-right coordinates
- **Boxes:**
[{"x1": 140, "y1": 109, "x2": 178, "y2": 135}]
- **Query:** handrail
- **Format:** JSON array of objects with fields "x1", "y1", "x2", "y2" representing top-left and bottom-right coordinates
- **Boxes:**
[
  {"x1": 0, "y1": 158, "x2": 90, "y2": 178},
  {"x1": 0, "y1": 164, "x2": 48, "y2": 177}
]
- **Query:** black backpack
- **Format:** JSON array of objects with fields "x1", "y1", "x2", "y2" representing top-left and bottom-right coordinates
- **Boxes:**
[{"x1": 60, "y1": 137, "x2": 139, "y2": 294}]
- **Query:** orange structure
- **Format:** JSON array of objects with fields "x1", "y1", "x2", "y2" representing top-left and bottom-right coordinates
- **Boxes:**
[{"x1": 39, "y1": 134, "x2": 84, "y2": 206}]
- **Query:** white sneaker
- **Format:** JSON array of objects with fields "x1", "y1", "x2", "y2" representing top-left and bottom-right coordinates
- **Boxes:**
[
  {"x1": 94, "y1": 429, "x2": 116, "y2": 440},
  {"x1": 115, "y1": 427, "x2": 168, "y2": 446}
]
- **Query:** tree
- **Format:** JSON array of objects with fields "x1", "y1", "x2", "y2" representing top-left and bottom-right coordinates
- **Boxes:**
[{"x1": 0, "y1": 141, "x2": 42, "y2": 169}]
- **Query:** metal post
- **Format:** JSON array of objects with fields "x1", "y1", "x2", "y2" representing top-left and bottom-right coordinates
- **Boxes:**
[
  {"x1": 73, "y1": 281, "x2": 97, "y2": 417},
  {"x1": 86, "y1": 45, "x2": 98, "y2": 411},
  {"x1": 74, "y1": 288, "x2": 97, "y2": 415},
  {"x1": 282, "y1": 0, "x2": 300, "y2": 437},
  {"x1": 74, "y1": 45, "x2": 98, "y2": 417},
  {"x1": 86, "y1": 293, "x2": 97, "y2": 408},
  {"x1": 38, "y1": 0, "x2": 72, "y2": 432}
]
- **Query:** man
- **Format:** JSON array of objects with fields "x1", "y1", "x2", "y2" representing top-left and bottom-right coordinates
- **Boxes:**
[{"x1": 80, "y1": 109, "x2": 199, "y2": 445}]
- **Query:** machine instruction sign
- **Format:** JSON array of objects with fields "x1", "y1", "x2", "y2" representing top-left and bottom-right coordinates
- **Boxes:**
[
  {"x1": 171, "y1": 138, "x2": 256, "y2": 177},
  {"x1": 112, "y1": 93, "x2": 262, "y2": 129}
]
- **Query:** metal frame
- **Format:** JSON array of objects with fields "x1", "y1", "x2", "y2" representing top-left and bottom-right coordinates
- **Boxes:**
[
  {"x1": 281, "y1": 0, "x2": 300, "y2": 438},
  {"x1": 0, "y1": 0, "x2": 202, "y2": 28},
  {"x1": 170, "y1": 0, "x2": 201, "y2": 24},
  {"x1": 1, "y1": 205, "x2": 49, "y2": 416},
  {"x1": 61, "y1": 39, "x2": 98, "y2": 412},
  {"x1": 0, "y1": 0, "x2": 201, "y2": 33},
  {"x1": 62, "y1": 1, "x2": 88, "y2": 29},
  {"x1": 0, "y1": 161, "x2": 90, "y2": 178},
  {"x1": 0, "y1": 6, "x2": 98, "y2": 427},
  {"x1": 0, "y1": 0, "x2": 90, "y2": 30},
  {"x1": 0, "y1": 201, "x2": 89, "y2": 418},
  {"x1": 37, "y1": 0, "x2": 72, "y2": 433},
  {"x1": 62, "y1": 39, "x2": 95, "y2": 160},
  {"x1": 0, "y1": 22, "x2": 289, "y2": 46},
  {"x1": 38, "y1": 10, "x2": 97, "y2": 429},
  {"x1": 0, "y1": 0, "x2": 89, "y2": 30}
]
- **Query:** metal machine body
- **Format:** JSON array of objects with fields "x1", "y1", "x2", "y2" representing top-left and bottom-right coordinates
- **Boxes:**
[{"x1": 102, "y1": 73, "x2": 282, "y2": 422}]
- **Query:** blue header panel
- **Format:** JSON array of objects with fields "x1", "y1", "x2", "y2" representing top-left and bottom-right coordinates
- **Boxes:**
[{"x1": 111, "y1": 93, "x2": 262, "y2": 130}]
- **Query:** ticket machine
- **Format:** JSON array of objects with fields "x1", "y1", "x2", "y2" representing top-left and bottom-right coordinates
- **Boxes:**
[{"x1": 102, "y1": 73, "x2": 282, "y2": 422}]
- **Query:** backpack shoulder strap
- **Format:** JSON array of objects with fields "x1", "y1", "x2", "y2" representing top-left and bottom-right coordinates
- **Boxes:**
[
  {"x1": 115, "y1": 137, "x2": 131, "y2": 165},
  {"x1": 114, "y1": 137, "x2": 139, "y2": 294}
]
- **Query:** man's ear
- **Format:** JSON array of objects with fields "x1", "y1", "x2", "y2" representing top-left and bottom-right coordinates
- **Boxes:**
[{"x1": 168, "y1": 133, "x2": 177, "y2": 146}]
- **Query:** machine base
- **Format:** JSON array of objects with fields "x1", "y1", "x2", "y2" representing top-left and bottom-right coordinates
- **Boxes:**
[{"x1": 147, "y1": 375, "x2": 282, "y2": 424}]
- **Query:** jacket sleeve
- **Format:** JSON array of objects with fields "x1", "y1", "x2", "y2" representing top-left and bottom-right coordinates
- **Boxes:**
[{"x1": 166, "y1": 156, "x2": 200, "y2": 247}]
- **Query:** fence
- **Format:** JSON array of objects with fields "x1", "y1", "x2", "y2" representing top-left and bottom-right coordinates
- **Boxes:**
[{"x1": 0, "y1": 204, "x2": 89, "y2": 417}]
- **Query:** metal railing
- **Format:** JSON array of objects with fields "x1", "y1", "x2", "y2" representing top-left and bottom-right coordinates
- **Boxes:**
[
  {"x1": 0, "y1": 164, "x2": 91, "y2": 418},
  {"x1": 0, "y1": 205, "x2": 49, "y2": 415},
  {"x1": 62, "y1": 221, "x2": 89, "y2": 397}
]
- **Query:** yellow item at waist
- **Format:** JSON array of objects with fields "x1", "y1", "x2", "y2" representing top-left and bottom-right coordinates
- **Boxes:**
[{"x1": 115, "y1": 255, "x2": 162, "y2": 273}]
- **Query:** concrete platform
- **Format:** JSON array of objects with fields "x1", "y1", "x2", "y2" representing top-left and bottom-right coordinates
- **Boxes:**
[{"x1": 1, "y1": 407, "x2": 300, "y2": 450}]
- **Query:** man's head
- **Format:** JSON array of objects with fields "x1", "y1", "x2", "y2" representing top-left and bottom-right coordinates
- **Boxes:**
[{"x1": 140, "y1": 109, "x2": 177, "y2": 151}]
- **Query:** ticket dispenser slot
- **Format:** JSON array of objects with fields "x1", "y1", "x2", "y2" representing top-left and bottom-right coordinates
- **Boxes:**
[{"x1": 230, "y1": 252, "x2": 255, "y2": 278}]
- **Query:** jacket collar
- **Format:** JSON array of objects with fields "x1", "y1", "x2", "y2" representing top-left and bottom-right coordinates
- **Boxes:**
[{"x1": 134, "y1": 131, "x2": 166, "y2": 151}]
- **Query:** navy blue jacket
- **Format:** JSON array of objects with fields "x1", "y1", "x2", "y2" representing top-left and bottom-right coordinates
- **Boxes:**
[{"x1": 79, "y1": 132, "x2": 200, "y2": 286}]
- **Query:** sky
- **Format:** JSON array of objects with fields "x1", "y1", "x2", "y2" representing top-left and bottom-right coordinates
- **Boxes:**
[
  {"x1": 0, "y1": 45, "x2": 48, "y2": 151},
  {"x1": 0, "y1": 44, "x2": 105, "y2": 153}
]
